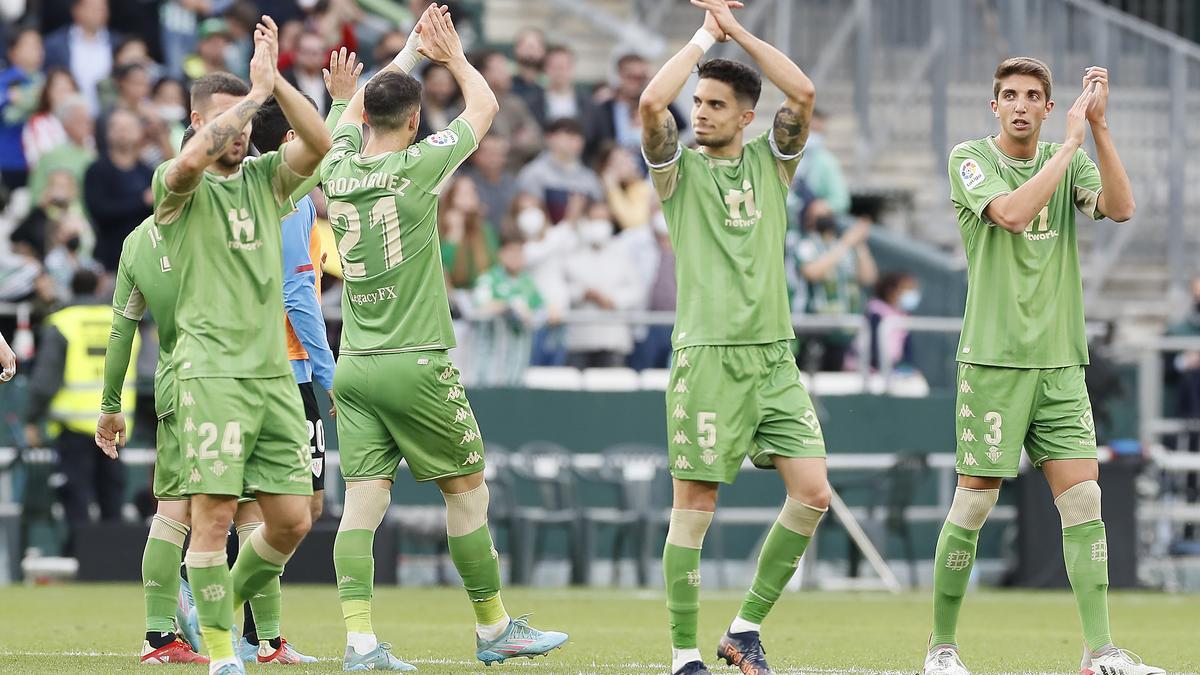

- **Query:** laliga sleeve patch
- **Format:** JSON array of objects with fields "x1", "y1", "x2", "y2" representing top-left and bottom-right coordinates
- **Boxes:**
[
  {"x1": 427, "y1": 129, "x2": 459, "y2": 147},
  {"x1": 959, "y1": 158, "x2": 986, "y2": 190}
]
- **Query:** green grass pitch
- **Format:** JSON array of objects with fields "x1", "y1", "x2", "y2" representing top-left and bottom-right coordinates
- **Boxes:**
[{"x1": 0, "y1": 585, "x2": 1194, "y2": 673}]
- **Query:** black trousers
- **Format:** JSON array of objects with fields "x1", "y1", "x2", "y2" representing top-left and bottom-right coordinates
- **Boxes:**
[{"x1": 56, "y1": 429, "x2": 126, "y2": 555}]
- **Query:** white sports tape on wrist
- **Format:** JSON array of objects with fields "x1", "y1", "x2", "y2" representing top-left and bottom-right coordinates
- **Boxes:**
[
  {"x1": 392, "y1": 40, "x2": 424, "y2": 74},
  {"x1": 689, "y1": 28, "x2": 716, "y2": 54}
]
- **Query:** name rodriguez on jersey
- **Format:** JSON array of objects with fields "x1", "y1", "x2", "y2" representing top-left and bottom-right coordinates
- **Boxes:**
[{"x1": 324, "y1": 172, "x2": 412, "y2": 198}]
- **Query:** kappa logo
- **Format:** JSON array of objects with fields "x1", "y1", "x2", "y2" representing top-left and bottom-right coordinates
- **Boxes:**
[
  {"x1": 676, "y1": 353, "x2": 691, "y2": 368},
  {"x1": 959, "y1": 158, "x2": 985, "y2": 190},
  {"x1": 453, "y1": 408, "x2": 474, "y2": 424},
  {"x1": 960, "y1": 429, "x2": 977, "y2": 443},
  {"x1": 338, "y1": 575, "x2": 356, "y2": 586},
  {"x1": 199, "y1": 583, "x2": 226, "y2": 603},
  {"x1": 181, "y1": 391, "x2": 194, "y2": 407},
  {"x1": 145, "y1": 580, "x2": 162, "y2": 587},
  {"x1": 440, "y1": 366, "x2": 455, "y2": 381},
  {"x1": 701, "y1": 449, "x2": 718, "y2": 465},
  {"x1": 945, "y1": 550, "x2": 972, "y2": 571},
  {"x1": 673, "y1": 379, "x2": 689, "y2": 393},
  {"x1": 959, "y1": 380, "x2": 974, "y2": 394},
  {"x1": 685, "y1": 569, "x2": 702, "y2": 587},
  {"x1": 674, "y1": 455, "x2": 693, "y2": 470},
  {"x1": 185, "y1": 443, "x2": 196, "y2": 458},
  {"x1": 462, "y1": 451, "x2": 483, "y2": 466},
  {"x1": 1091, "y1": 538, "x2": 1108, "y2": 562},
  {"x1": 446, "y1": 386, "x2": 463, "y2": 402},
  {"x1": 460, "y1": 428, "x2": 480, "y2": 445},
  {"x1": 987, "y1": 446, "x2": 1002, "y2": 463},
  {"x1": 961, "y1": 452, "x2": 979, "y2": 467},
  {"x1": 183, "y1": 417, "x2": 196, "y2": 432},
  {"x1": 672, "y1": 405, "x2": 690, "y2": 420},
  {"x1": 959, "y1": 405, "x2": 975, "y2": 418},
  {"x1": 189, "y1": 468, "x2": 202, "y2": 483},
  {"x1": 673, "y1": 430, "x2": 692, "y2": 445}
]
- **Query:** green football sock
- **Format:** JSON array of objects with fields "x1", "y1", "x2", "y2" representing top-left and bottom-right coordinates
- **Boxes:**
[
  {"x1": 738, "y1": 524, "x2": 812, "y2": 624},
  {"x1": 233, "y1": 524, "x2": 282, "y2": 641},
  {"x1": 186, "y1": 550, "x2": 234, "y2": 661},
  {"x1": 663, "y1": 542, "x2": 702, "y2": 650},
  {"x1": 1063, "y1": 520, "x2": 1112, "y2": 652},
  {"x1": 142, "y1": 536, "x2": 184, "y2": 633},
  {"x1": 930, "y1": 521, "x2": 979, "y2": 647},
  {"x1": 448, "y1": 524, "x2": 506, "y2": 626},
  {"x1": 334, "y1": 528, "x2": 375, "y2": 634}
]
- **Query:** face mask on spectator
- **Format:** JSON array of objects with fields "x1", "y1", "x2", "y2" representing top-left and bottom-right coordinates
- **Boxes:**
[
  {"x1": 579, "y1": 219, "x2": 613, "y2": 247},
  {"x1": 157, "y1": 104, "x2": 186, "y2": 122},
  {"x1": 899, "y1": 288, "x2": 921, "y2": 312},
  {"x1": 652, "y1": 211, "x2": 669, "y2": 236},
  {"x1": 517, "y1": 208, "x2": 546, "y2": 239}
]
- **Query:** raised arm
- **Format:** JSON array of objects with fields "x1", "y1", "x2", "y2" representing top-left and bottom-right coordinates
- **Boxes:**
[
  {"x1": 257, "y1": 16, "x2": 331, "y2": 176},
  {"x1": 163, "y1": 31, "x2": 274, "y2": 194},
  {"x1": 1082, "y1": 67, "x2": 1135, "y2": 222},
  {"x1": 418, "y1": 7, "x2": 498, "y2": 137},
  {"x1": 339, "y1": 4, "x2": 442, "y2": 128},
  {"x1": 695, "y1": 0, "x2": 814, "y2": 155},
  {"x1": 984, "y1": 87, "x2": 1094, "y2": 233}
]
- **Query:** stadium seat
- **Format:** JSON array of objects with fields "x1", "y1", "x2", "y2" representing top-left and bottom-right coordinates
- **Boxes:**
[
  {"x1": 522, "y1": 366, "x2": 584, "y2": 390},
  {"x1": 581, "y1": 367, "x2": 640, "y2": 391},
  {"x1": 506, "y1": 443, "x2": 589, "y2": 585},
  {"x1": 638, "y1": 368, "x2": 672, "y2": 390},
  {"x1": 572, "y1": 444, "x2": 662, "y2": 586}
]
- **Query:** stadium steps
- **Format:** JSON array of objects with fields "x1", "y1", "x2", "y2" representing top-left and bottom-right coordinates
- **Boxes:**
[{"x1": 481, "y1": 0, "x2": 637, "y2": 83}]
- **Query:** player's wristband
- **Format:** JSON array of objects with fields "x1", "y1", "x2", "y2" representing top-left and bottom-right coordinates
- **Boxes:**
[
  {"x1": 689, "y1": 28, "x2": 717, "y2": 54},
  {"x1": 392, "y1": 35, "x2": 424, "y2": 74}
]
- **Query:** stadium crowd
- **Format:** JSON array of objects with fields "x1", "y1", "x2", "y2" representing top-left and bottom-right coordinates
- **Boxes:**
[{"x1": 0, "y1": 0, "x2": 919, "y2": 388}]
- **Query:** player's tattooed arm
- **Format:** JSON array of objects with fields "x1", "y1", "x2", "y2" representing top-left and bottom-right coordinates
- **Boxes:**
[
  {"x1": 643, "y1": 113, "x2": 679, "y2": 165},
  {"x1": 165, "y1": 97, "x2": 265, "y2": 194},
  {"x1": 773, "y1": 104, "x2": 809, "y2": 157}
]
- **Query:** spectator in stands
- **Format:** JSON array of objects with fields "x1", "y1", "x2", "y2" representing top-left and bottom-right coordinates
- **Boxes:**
[
  {"x1": 27, "y1": 94, "x2": 95, "y2": 208},
  {"x1": 22, "y1": 68, "x2": 78, "y2": 171},
  {"x1": 864, "y1": 270, "x2": 920, "y2": 372},
  {"x1": 150, "y1": 76, "x2": 187, "y2": 152},
  {"x1": 25, "y1": 268, "x2": 128, "y2": 556},
  {"x1": 596, "y1": 143, "x2": 652, "y2": 231},
  {"x1": 440, "y1": 175, "x2": 498, "y2": 291},
  {"x1": 543, "y1": 44, "x2": 599, "y2": 150},
  {"x1": 104, "y1": 61, "x2": 151, "y2": 116},
  {"x1": 464, "y1": 134, "x2": 516, "y2": 232},
  {"x1": 416, "y1": 62, "x2": 462, "y2": 140},
  {"x1": 363, "y1": 29, "x2": 407, "y2": 80},
  {"x1": 283, "y1": 31, "x2": 331, "y2": 116},
  {"x1": 591, "y1": 52, "x2": 686, "y2": 168},
  {"x1": 471, "y1": 48, "x2": 542, "y2": 168},
  {"x1": 795, "y1": 197, "x2": 877, "y2": 371},
  {"x1": 11, "y1": 169, "x2": 90, "y2": 266},
  {"x1": 43, "y1": 0, "x2": 115, "y2": 114},
  {"x1": 0, "y1": 28, "x2": 44, "y2": 190},
  {"x1": 792, "y1": 108, "x2": 849, "y2": 214},
  {"x1": 159, "y1": 0, "x2": 203, "y2": 79},
  {"x1": 182, "y1": 17, "x2": 231, "y2": 81},
  {"x1": 84, "y1": 108, "x2": 153, "y2": 271},
  {"x1": 511, "y1": 27, "x2": 547, "y2": 127},
  {"x1": 627, "y1": 209, "x2": 675, "y2": 370},
  {"x1": 516, "y1": 193, "x2": 574, "y2": 366},
  {"x1": 222, "y1": 1, "x2": 261, "y2": 78},
  {"x1": 470, "y1": 239, "x2": 543, "y2": 386},
  {"x1": 95, "y1": 37, "x2": 160, "y2": 112},
  {"x1": 516, "y1": 117, "x2": 603, "y2": 225},
  {"x1": 563, "y1": 199, "x2": 642, "y2": 368}
]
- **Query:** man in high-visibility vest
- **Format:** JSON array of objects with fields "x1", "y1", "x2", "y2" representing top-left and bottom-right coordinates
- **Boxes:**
[{"x1": 25, "y1": 269, "x2": 138, "y2": 554}]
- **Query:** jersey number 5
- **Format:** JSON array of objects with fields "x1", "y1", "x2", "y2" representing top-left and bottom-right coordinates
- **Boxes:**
[{"x1": 329, "y1": 198, "x2": 404, "y2": 280}]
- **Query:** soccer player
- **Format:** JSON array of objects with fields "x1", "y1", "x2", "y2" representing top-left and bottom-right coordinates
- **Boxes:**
[
  {"x1": 149, "y1": 17, "x2": 331, "y2": 675},
  {"x1": 640, "y1": 2, "x2": 828, "y2": 674},
  {"x1": 320, "y1": 6, "x2": 566, "y2": 670},
  {"x1": 925, "y1": 58, "x2": 1161, "y2": 675}
]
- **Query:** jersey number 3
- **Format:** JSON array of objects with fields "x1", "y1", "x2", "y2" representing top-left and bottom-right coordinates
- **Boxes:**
[{"x1": 329, "y1": 198, "x2": 403, "y2": 280}]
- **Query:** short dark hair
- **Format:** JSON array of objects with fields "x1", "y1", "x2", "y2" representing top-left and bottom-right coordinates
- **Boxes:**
[
  {"x1": 468, "y1": 49, "x2": 506, "y2": 73},
  {"x1": 616, "y1": 52, "x2": 645, "y2": 71},
  {"x1": 250, "y1": 94, "x2": 317, "y2": 153},
  {"x1": 545, "y1": 117, "x2": 583, "y2": 136},
  {"x1": 364, "y1": 71, "x2": 421, "y2": 131},
  {"x1": 697, "y1": 59, "x2": 761, "y2": 108},
  {"x1": 189, "y1": 72, "x2": 249, "y2": 113},
  {"x1": 113, "y1": 62, "x2": 146, "y2": 84},
  {"x1": 545, "y1": 44, "x2": 573, "y2": 60},
  {"x1": 874, "y1": 270, "x2": 914, "y2": 301},
  {"x1": 71, "y1": 268, "x2": 100, "y2": 296},
  {"x1": 993, "y1": 56, "x2": 1052, "y2": 100}
]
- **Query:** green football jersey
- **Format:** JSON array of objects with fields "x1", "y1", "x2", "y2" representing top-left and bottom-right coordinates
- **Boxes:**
[
  {"x1": 318, "y1": 117, "x2": 479, "y2": 355},
  {"x1": 111, "y1": 217, "x2": 181, "y2": 417},
  {"x1": 648, "y1": 131, "x2": 801, "y2": 349},
  {"x1": 152, "y1": 148, "x2": 308, "y2": 379},
  {"x1": 949, "y1": 136, "x2": 1104, "y2": 369}
]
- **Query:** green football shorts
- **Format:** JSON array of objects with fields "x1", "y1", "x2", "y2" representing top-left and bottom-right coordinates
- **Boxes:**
[
  {"x1": 666, "y1": 341, "x2": 826, "y2": 484},
  {"x1": 334, "y1": 351, "x2": 485, "y2": 483},
  {"x1": 178, "y1": 376, "x2": 313, "y2": 497},
  {"x1": 954, "y1": 363, "x2": 1097, "y2": 478},
  {"x1": 153, "y1": 413, "x2": 186, "y2": 501}
]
